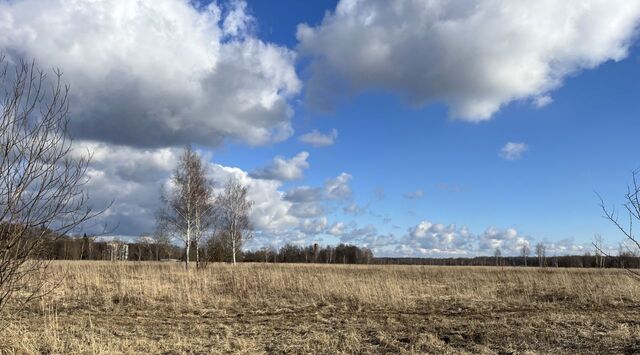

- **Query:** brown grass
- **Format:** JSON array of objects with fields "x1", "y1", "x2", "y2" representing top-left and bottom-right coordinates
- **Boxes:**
[{"x1": 1, "y1": 262, "x2": 639, "y2": 354}]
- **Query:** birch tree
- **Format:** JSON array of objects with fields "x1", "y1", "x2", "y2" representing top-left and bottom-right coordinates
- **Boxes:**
[
  {"x1": 521, "y1": 244, "x2": 530, "y2": 267},
  {"x1": 593, "y1": 234, "x2": 606, "y2": 268},
  {"x1": 535, "y1": 242, "x2": 546, "y2": 267},
  {"x1": 150, "y1": 218, "x2": 171, "y2": 261},
  {"x1": 218, "y1": 178, "x2": 252, "y2": 265},
  {"x1": 159, "y1": 147, "x2": 214, "y2": 269}
]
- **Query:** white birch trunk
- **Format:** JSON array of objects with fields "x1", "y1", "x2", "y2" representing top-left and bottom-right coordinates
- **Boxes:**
[{"x1": 232, "y1": 235, "x2": 236, "y2": 265}]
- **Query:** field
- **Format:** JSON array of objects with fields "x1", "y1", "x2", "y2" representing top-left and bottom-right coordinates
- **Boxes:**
[{"x1": 1, "y1": 262, "x2": 639, "y2": 354}]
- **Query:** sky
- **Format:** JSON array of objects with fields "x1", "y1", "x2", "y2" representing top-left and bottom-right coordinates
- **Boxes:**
[{"x1": 1, "y1": 0, "x2": 639, "y2": 257}]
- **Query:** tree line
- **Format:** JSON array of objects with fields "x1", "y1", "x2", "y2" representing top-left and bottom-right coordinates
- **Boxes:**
[
  {"x1": 376, "y1": 253, "x2": 640, "y2": 268},
  {"x1": 31, "y1": 234, "x2": 376, "y2": 265},
  {"x1": 35, "y1": 232, "x2": 640, "y2": 269}
]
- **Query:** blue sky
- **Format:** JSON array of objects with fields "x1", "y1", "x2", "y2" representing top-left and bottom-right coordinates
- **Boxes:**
[
  {"x1": 2, "y1": 0, "x2": 639, "y2": 256},
  {"x1": 213, "y1": 0, "x2": 640, "y2": 253}
]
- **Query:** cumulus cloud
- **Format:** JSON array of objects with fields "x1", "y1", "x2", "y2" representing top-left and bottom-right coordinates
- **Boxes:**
[
  {"x1": 251, "y1": 152, "x2": 310, "y2": 181},
  {"x1": 297, "y1": 0, "x2": 640, "y2": 120},
  {"x1": 499, "y1": 142, "x2": 529, "y2": 160},
  {"x1": 286, "y1": 172, "x2": 352, "y2": 202},
  {"x1": 287, "y1": 202, "x2": 325, "y2": 218},
  {"x1": 478, "y1": 227, "x2": 530, "y2": 254},
  {"x1": 70, "y1": 142, "x2": 181, "y2": 235},
  {"x1": 328, "y1": 222, "x2": 347, "y2": 236},
  {"x1": 0, "y1": 0, "x2": 300, "y2": 148},
  {"x1": 339, "y1": 224, "x2": 380, "y2": 246},
  {"x1": 403, "y1": 189, "x2": 424, "y2": 199},
  {"x1": 403, "y1": 221, "x2": 475, "y2": 256},
  {"x1": 299, "y1": 129, "x2": 338, "y2": 147},
  {"x1": 205, "y1": 163, "x2": 300, "y2": 234},
  {"x1": 353, "y1": 220, "x2": 533, "y2": 258}
]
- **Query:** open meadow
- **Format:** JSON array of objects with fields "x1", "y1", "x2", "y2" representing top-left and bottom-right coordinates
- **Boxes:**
[{"x1": 1, "y1": 262, "x2": 639, "y2": 354}]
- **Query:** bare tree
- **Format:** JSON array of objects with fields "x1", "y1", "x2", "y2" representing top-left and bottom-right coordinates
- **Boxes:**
[
  {"x1": 150, "y1": 218, "x2": 172, "y2": 261},
  {"x1": 592, "y1": 234, "x2": 606, "y2": 268},
  {"x1": 218, "y1": 178, "x2": 253, "y2": 265},
  {"x1": 494, "y1": 247, "x2": 502, "y2": 266},
  {"x1": 598, "y1": 170, "x2": 640, "y2": 279},
  {"x1": 0, "y1": 57, "x2": 102, "y2": 312},
  {"x1": 521, "y1": 244, "x2": 530, "y2": 267},
  {"x1": 535, "y1": 242, "x2": 546, "y2": 267},
  {"x1": 159, "y1": 147, "x2": 214, "y2": 269}
]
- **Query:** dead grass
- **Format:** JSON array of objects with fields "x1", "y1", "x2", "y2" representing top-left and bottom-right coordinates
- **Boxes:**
[{"x1": 1, "y1": 262, "x2": 639, "y2": 354}]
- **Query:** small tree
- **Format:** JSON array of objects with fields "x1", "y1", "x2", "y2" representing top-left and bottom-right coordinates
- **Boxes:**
[
  {"x1": 592, "y1": 234, "x2": 606, "y2": 268},
  {"x1": 535, "y1": 242, "x2": 546, "y2": 267},
  {"x1": 150, "y1": 221, "x2": 172, "y2": 261},
  {"x1": 521, "y1": 244, "x2": 530, "y2": 267},
  {"x1": 494, "y1": 247, "x2": 502, "y2": 266},
  {"x1": 0, "y1": 57, "x2": 102, "y2": 313},
  {"x1": 218, "y1": 178, "x2": 253, "y2": 265}
]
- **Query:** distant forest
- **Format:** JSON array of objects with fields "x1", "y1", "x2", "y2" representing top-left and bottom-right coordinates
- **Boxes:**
[
  {"x1": 38, "y1": 234, "x2": 375, "y2": 265},
  {"x1": 377, "y1": 255, "x2": 640, "y2": 269},
  {"x1": 35, "y1": 233, "x2": 640, "y2": 269}
]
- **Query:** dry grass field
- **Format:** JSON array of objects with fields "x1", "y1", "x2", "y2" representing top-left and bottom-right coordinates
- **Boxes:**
[{"x1": 1, "y1": 262, "x2": 639, "y2": 354}]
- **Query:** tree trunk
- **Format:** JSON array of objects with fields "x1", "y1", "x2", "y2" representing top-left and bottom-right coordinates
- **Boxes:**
[
  {"x1": 195, "y1": 240, "x2": 200, "y2": 269},
  {"x1": 232, "y1": 236, "x2": 237, "y2": 265},
  {"x1": 185, "y1": 241, "x2": 190, "y2": 269}
]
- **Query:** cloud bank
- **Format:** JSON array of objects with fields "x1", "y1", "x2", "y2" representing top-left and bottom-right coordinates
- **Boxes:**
[
  {"x1": 297, "y1": 0, "x2": 640, "y2": 120},
  {"x1": 0, "y1": 0, "x2": 300, "y2": 148}
]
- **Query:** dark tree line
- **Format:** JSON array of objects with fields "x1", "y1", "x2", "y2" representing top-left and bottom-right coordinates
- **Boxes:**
[
  {"x1": 33, "y1": 234, "x2": 182, "y2": 261},
  {"x1": 242, "y1": 243, "x2": 374, "y2": 264},
  {"x1": 376, "y1": 254, "x2": 640, "y2": 269},
  {"x1": 32, "y1": 236, "x2": 376, "y2": 265}
]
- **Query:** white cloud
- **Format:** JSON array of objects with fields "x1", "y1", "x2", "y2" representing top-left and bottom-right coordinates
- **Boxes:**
[
  {"x1": 222, "y1": 0, "x2": 254, "y2": 37},
  {"x1": 500, "y1": 142, "x2": 529, "y2": 160},
  {"x1": 403, "y1": 189, "x2": 424, "y2": 199},
  {"x1": 534, "y1": 95, "x2": 553, "y2": 108},
  {"x1": 70, "y1": 141, "x2": 182, "y2": 235},
  {"x1": 339, "y1": 224, "x2": 379, "y2": 245},
  {"x1": 358, "y1": 220, "x2": 533, "y2": 258},
  {"x1": 299, "y1": 217, "x2": 329, "y2": 235},
  {"x1": 544, "y1": 238, "x2": 589, "y2": 255},
  {"x1": 328, "y1": 222, "x2": 347, "y2": 236},
  {"x1": 205, "y1": 163, "x2": 300, "y2": 234},
  {"x1": 403, "y1": 221, "x2": 475, "y2": 255},
  {"x1": 298, "y1": 0, "x2": 640, "y2": 120},
  {"x1": 287, "y1": 202, "x2": 325, "y2": 218},
  {"x1": 478, "y1": 227, "x2": 530, "y2": 254},
  {"x1": 0, "y1": 0, "x2": 300, "y2": 147},
  {"x1": 286, "y1": 172, "x2": 353, "y2": 202},
  {"x1": 299, "y1": 129, "x2": 338, "y2": 147},
  {"x1": 251, "y1": 152, "x2": 310, "y2": 181},
  {"x1": 324, "y1": 173, "x2": 353, "y2": 199}
]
